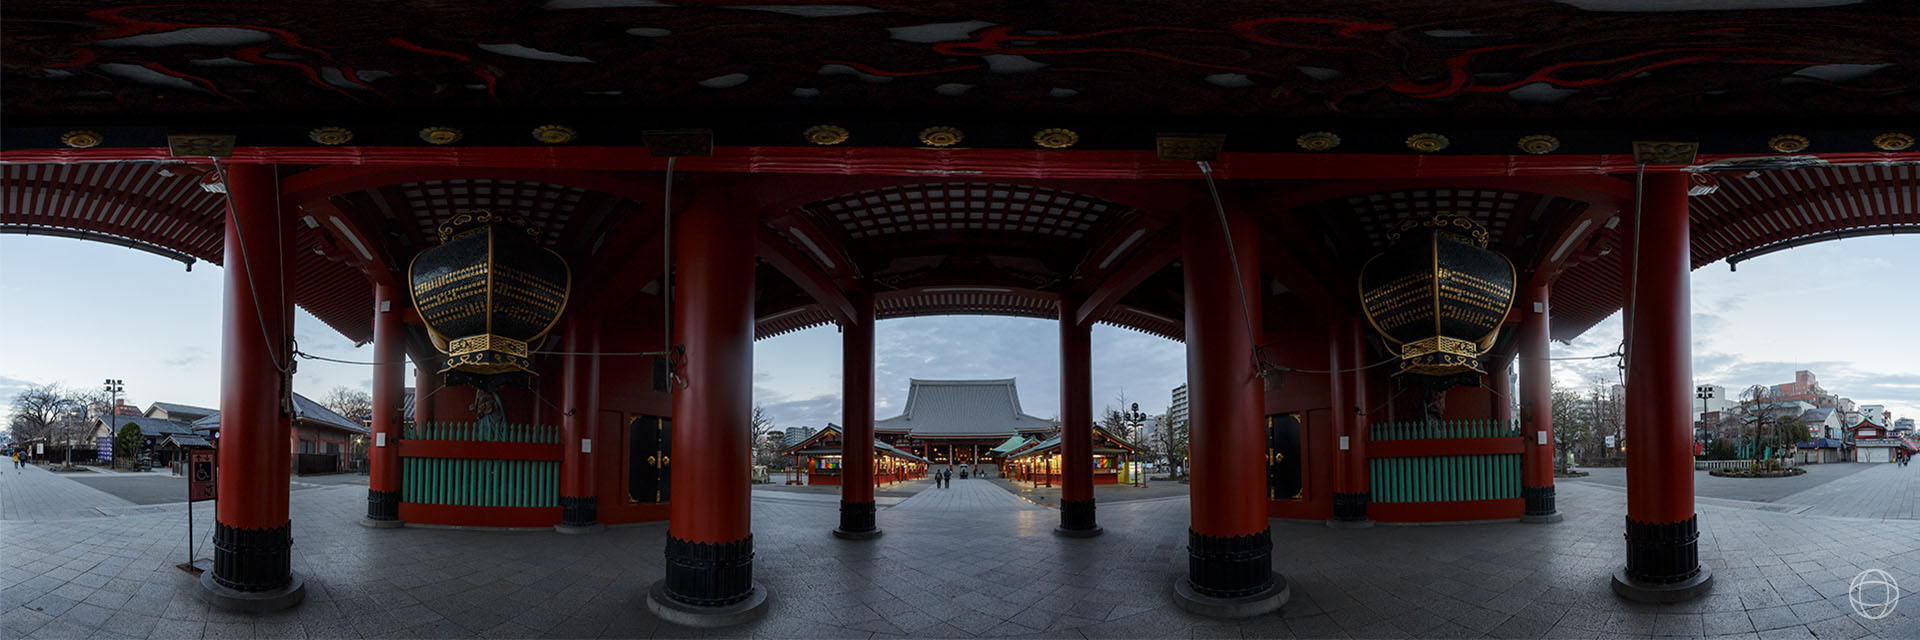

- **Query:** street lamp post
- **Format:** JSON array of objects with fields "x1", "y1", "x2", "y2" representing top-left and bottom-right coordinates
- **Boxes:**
[
  {"x1": 101, "y1": 379, "x2": 124, "y2": 467},
  {"x1": 1124, "y1": 403, "x2": 1147, "y2": 487}
]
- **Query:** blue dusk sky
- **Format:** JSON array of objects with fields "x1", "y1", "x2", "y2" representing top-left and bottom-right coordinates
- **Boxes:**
[{"x1": 2, "y1": 233, "x2": 1915, "y2": 429}]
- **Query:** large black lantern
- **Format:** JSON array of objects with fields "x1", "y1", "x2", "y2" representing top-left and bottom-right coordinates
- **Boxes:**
[
  {"x1": 409, "y1": 210, "x2": 570, "y2": 388},
  {"x1": 1359, "y1": 214, "x2": 1515, "y2": 382}
]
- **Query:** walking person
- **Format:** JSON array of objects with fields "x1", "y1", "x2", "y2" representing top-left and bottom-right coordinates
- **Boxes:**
[{"x1": 944, "y1": 468, "x2": 952, "y2": 488}]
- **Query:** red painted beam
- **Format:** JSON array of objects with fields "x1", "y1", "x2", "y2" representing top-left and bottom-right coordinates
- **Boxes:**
[
  {"x1": 757, "y1": 227, "x2": 857, "y2": 327},
  {"x1": 1369, "y1": 499, "x2": 1524, "y2": 522},
  {"x1": 1074, "y1": 233, "x2": 1178, "y2": 328},
  {"x1": 397, "y1": 503, "x2": 560, "y2": 528}
]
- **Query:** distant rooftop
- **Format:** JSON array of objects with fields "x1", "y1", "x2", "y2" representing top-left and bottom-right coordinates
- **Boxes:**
[{"x1": 875, "y1": 379, "x2": 1056, "y2": 440}]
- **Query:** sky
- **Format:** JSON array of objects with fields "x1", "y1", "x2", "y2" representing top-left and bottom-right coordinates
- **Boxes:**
[{"x1": 2, "y1": 233, "x2": 1916, "y2": 429}]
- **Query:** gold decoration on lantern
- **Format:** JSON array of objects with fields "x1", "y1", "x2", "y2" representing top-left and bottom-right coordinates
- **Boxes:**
[
  {"x1": 918, "y1": 126, "x2": 964, "y2": 147},
  {"x1": 1517, "y1": 135, "x2": 1560, "y2": 154},
  {"x1": 60, "y1": 130, "x2": 103, "y2": 148},
  {"x1": 1033, "y1": 128, "x2": 1078, "y2": 149},
  {"x1": 531, "y1": 125, "x2": 576, "y2": 144},
  {"x1": 419, "y1": 127, "x2": 463, "y2": 145},
  {"x1": 1872, "y1": 133, "x2": 1914, "y2": 152},
  {"x1": 1296, "y1": 132, "x2": 1340, "y2": 152},
  {"x1": 309, "y1": 127, "x2": 353, "y2": 145},
  {"x1": 1405, "y1": 133, "x2": 1449, "y2": 153},
  {"x1": 1768, "y1": 134, "x2": 1810, "y2": 153},
  {"x1": 804, "y1": 125, "x2": 849, "y2": 145}
]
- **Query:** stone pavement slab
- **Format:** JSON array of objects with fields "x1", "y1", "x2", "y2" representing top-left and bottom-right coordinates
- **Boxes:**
[
  {"x1": 0, "y1": 464, "x2": 137, "y2": 521},
  {"x1": 4, "y1": 470, "x2": 1920, "y2": 638},
  {"x1": 1566, "y1": 463, "x2": 1878, "y2": 504}
]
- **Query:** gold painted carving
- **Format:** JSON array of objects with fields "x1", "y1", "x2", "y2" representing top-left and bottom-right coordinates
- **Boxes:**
[
  {"x1": 918, "y1": 126, "x2": 964, "y2": 147},
  {"x1": 805, "y1": 125, "x2": 849, "y2": 145},
  {"x1": 1872, "y1": 133, "x2": 1913, "y2": 152},
  {"x1": 1768, "y1": 134, "x2": 1810, "y2": 153},
  {"x1": 1155, "y1": 134, "x2": 1225, "y2": 161},
  {"x1": 309, "y1": 127, "x2": 353, "y2": 145},
  {"x1": 1296, "y1": 132, "x2": 1340, "y2": 152},
  {"x1": 1517, "y1": 135, "x2": 1560, "y2": 155},
  {"x1": 419, "y1": 127, "x2": 463, "y2": 145},
  {"x1": 532, "y1": 125, "x2": 576, "y2": 144},
  {"x1": 60, "y1": 130, "x2": 102, "y2": 148},
  {"x1": 1405, "y1": 133, "x2": 1449, "y2": 153},
  {"x1": 1033, "y1": 128, "x2": 1078, "y2": 149}
]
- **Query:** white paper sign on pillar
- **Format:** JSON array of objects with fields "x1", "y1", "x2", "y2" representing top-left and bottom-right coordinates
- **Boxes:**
[
  {"x1": 1339, "y1": 436, "x2": 1350, "y2": 451},
  {"x1": 581, "y1": 438, "x2": 593, "y2": 454},
  {"x1": 1537, "y1": 430, "x2": 1548, "y2": 445},
  {"x1": 376, "y1": 433, "x2": 387, "y2": 447}
]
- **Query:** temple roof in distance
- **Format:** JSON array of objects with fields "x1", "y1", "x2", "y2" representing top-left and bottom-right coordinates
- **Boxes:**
[
  {"x1": 876, "y1": 379, "x2": 1056, "y2": 439},
  {"x1": 778, "y1": 424, "x2": 931, "y2": 463},
  {"x1": 1006, "y1": 425, "x2": 1148, "y2": 460}
]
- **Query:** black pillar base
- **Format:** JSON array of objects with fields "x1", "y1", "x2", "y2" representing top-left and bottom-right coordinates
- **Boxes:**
[
  {"x1": 833, "y1": 501, "x2": 882, "y2": 540},
  {"x1": 1179, "y1": 528, "x2": 1286, "y2": 617},
  {"x1": 1055, "y1": 499, "x2": 1103, "y2": 538},
  {"x1": 557, "y1": 496, "x2": 602, "y2": 533},
  {"x1": 202, "y1": 522, "x2": 303, "y2": 612},
  {"x1": 1328, "y1": 492, "x2": 1373, "y2": 528},
  {"x1": 211, "y1": 522, "x2": 293, "y2": 592},
  {"x1": 1521, "y1": 486, "x2": 1561, "y2": 523},
  {"x1": 1614, "y1": 515, "x2": 1713, "y2": 603},
  {"x1": 360, "y1": 489, "x2": 401, "y2": 528},
  {"x1": 1186, "y1": 528, "x2": 1276, "y2": 598},
  {"x1": 663, "y1": 534, "x2": 757, "y2": 608}
]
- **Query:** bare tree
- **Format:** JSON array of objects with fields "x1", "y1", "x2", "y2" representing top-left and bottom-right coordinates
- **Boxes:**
[
  {"x1": 323, "y1": 386, "x2": 374, "y2": 425},
  {"x1": 1740, "y1": 384, "x2": 1778, "y2": 459},
  {"x1": 1155, "y1": 414, "x2": 1188, "y2": 477},
  {"x1": 748, "y1": 404, "x2": 782, "y2": 468},
  {"x1": 7, "y1": 382, "x2": 73, "y2": 442}
]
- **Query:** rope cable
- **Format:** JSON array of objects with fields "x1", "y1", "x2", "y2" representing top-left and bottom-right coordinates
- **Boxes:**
[
  {"x1": 210, "y1": 161, "x2": 293, "y2": 376},
  {"x1": 1195, "y1": 160, "x2": 1269, "y2": 379}
]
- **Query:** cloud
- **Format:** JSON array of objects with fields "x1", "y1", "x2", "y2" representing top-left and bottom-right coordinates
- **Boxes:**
[{"x1": 161, "y1": 347, "x2": 205, "y2": 368}]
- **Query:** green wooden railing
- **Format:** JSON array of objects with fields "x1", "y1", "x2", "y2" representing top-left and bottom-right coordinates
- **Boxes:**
[
  {"x1": 1370, "y1": 419, "x2": 1521, "y2": 441},
  {"x1": 402, "y1": 458, "x2": 559, "y2": 507},
  {"x1": 1369, "y1": 454, "x2": 1521, "y2": 503},
  {"x1": 403, "y1": 421, "x2": 560, "y2": 443}
]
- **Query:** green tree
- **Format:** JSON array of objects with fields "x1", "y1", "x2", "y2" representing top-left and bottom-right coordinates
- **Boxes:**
[
  {"x1": 114, "y1": 423, "x2": 144, "y2": 468},
  {"x1": 1768, "y1": 414, "x2": 1807, "y2": 455}
]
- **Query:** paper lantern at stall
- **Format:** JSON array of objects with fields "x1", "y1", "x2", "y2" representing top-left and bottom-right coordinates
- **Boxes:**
[
  {"x1": 1358, "y1": 214, "x2": 1515, "y2": 382},
  {"x1": 408, "y1": 210, "x2": 570, "y2": 389}
]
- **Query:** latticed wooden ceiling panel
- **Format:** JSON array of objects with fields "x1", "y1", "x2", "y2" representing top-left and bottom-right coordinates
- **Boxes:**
[
  {"x1": 1337, "y1": 188, "x2": 1526, "y2": 250},
  {"x1": 811, "y1": 183, "x2": 1125, "y2": 241},
  {"x1": 396, "y1": 179, "x2": 589, "y2": 247}
]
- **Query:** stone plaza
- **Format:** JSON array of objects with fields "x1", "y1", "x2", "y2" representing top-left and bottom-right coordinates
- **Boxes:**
[{"x1": 4, "y1": 462, "x2": 1918, "y2": 639}]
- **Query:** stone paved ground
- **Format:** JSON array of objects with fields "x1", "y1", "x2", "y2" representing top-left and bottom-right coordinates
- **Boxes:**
[
  {"x1": 1566, "y1": 464, "x2": 1877, "y2": 504},
  {"x1": 990, "y1": 475, "x2": 1190, "y2": 507},
  {"x1": 4, "y1": 465, "x2": 1920, "y2": 639},
  {"x1": 0, "y1": 464, "x2": 137, "y2": 521}
]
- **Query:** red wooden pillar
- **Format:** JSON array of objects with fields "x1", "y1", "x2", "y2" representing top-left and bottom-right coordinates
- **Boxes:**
[
  {"x1": 835, "y1": 291, "x2": 880, "y2": 539},
  {"x1": 558, "y1": 314, "x2": 602, "y2": 532},
  {"x1": 1176, "y1": 202, "x2": 1285, "y2": 615},
  {"x1": 362, "y1": 282, "x2": 405, "y2": 527},
  {"x1": 1518, "y1": 284, "x2": 1561, "y2": 523},
  {"x1": 203, "y1": 163, "x2": 305, "y2": 608},
  {"x1": 1330, "y1": 318, "x2": 1372, "y2": 526},
  {"x1": 650, "y1": 186, "x2": 766, "y2": 619},
  {"x1": 1058, "y1": 306, "x2": 1101, "y2": 537},
  {"x1": 1613, "y1": 172, "x2": 1712, "y2": 601}
]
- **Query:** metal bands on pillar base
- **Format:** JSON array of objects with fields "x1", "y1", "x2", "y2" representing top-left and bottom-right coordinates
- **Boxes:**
[
  {"x1": 1612, "y1": 516, "x2": 1713, "y2": 603},
  {"x1": 1327, "y1": 492, "x2": 1374, "y2": 529},
  {"x1": 556, "y1": 496, "x2": 604, "y2": 534},
  {"x1": 833, "y1": 501, "x2": 882, "y2": 540},
  {"x1": 1055, "y1": 499, "x2": 1103, "y2": 537},
  {"x1": 360, "y1": 489, "x2": 403, "y2": 528},
  {"x1": 201, "y1": 523, "x2": 305, "y2": 612},
  {"x1": 1186, "y1": 529, "x2": 1278, "y2": 599},
  {"x1": 1521, "y1": 486, "x2": 1562, "y2": 524},
  {"x1": 662, "y1": 534, "x2": 757, "y2": 607}
]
